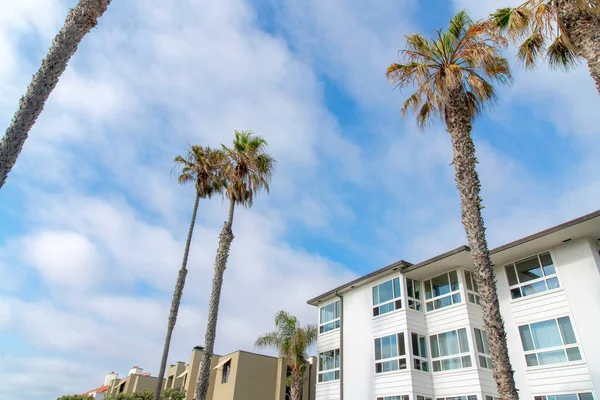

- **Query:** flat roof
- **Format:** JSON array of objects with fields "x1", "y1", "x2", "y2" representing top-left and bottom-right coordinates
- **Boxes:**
[{"x1": 307, "y1": 209, "x2": 600, "y2": 306}]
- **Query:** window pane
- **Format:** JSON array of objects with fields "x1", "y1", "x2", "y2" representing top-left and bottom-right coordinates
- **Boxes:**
[
  {"x1": 540, "y1": 253, "x2": 555, "y2": 275},
  {"x1": 525, "y1": 353, "x2": 538, "y2": 366},
  {"x1": 320, "y1": 303, "x2": 335, "y2": 324},
  {"x1": 558, "y1": 317, "x2": 577, "y2": 345},
  {"x1": 505, "y1": 265, "x2": 518, "y2": 286},
  {"x1": 519, "y1": 325, "x2": 535, "y2": 351},
  {"x1": 412, "y1": 333, "x2": 419, "y2": 356},
  {"x1": 474, "y1": 329, "x2": 485, "y2": 353},
  {"x1": 373, "y1": 286, "x2": 379, "y2": 306},
  {"x1": 511, "y1": 288, "x2": 522, "y2": 299},
  {"x1": 515, "y1": 256, "x2": 544, "y2": 283},
  {"x1": 399, "y1": 357, "x2": 407, "y2": 369},
  {"x1": 449, "y1": 270, "x2": 459, "y2": 291},
  {"x1": 432, "y1": 273, "x2": 451, "y2": 297},
  {"x1": 481, "y1": 330, "x2": 490, "y2": 354},
  {"x1": 426, "y1": 302, "x2": 434, "y2": 311},
  {"x1": 521, "y1": 280, "x2": 548, "y2": 296},
  {"x1": 468, "y1": 293, "x2": 475, "y2": 304},
  {"x1": 547, "y1": 277, "x2": 560, "y2": 290},
  {"x1": 537, "y1": 349, "x2": 567, "y2": 365},
  {"x1": 579, "y1": 393, "x2": 594, "y2": 400},
  {"x1": 378, "y1": 281, "x2": 394, "y2": 304},
  {"x1": 430, "y1": 336, "x2": 439, "y2": 358},
  {"x1": 531, "y1": 320, "x2": 562, "y2": 349},
  {"x1": 414, "y1": 280, "x2": 421, "y2": 299},
  {"x1": 335, "y1": 301, "x2": 340, "y2": 319},
  {"x1": 398, "y1": 333, "x2": 406, "y2": 356},
  {"x1": 465, "y1": 271, "x2": 473, "y2": 291},
  {"x1": 479, "y1": 355, "x2": 487, "y2": 368},
  {"x1": 407, "y1": 279, "x2": 414, "y2": 298},
  {"x1": 414, "y1": 358, "x2": 421, "y2": 370},
  {"x1": 419, "y1": 336, "x2": 428, "y2": 357},
  {"x1": 439, "y1": 331, "x2": 459, "y2": 356},
  {"x1": 452, "y1": 293, "x2": 461, "y2": 304},
  {"x1": 335, "y1": 349, "x2": 340, "y2": 368},
  {"x1": 393, "y1": 278, "x2": 401, "y2": 298},
  {"x1": 461, "y1": 355, "x2": 472, "y2": 367},
  {"x1": 425, "y1": 280, "x2": 432, "y2": 299},
  {"x1": 566, "y1": 347, "x2": 582, "y2": 361},
  {"x1": 421, "y1": 361, "x2": 429, "y2": 371},
  {"x1": 375, "y1": 338, "x2": 381, "y2": 360},
  {"x1": 432, "y1": 360, "x2": 441, "y2": 372},
  {"x1": 458, "y1": 328, "x2": 469, "y2": 352}
]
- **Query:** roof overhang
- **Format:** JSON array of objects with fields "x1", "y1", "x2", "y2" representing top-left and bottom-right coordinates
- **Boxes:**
[
  {"x1": 213, "y1": 357, "x2": 232, "y2": 370},
  {"x1": 177, "y1": 370, "x2": 188, "y2": 379},
  {"x1": 401, "y1": 245, "x2": 471, "y2": 280}
]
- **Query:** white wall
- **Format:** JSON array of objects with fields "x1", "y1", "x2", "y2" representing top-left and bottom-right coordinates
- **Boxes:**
[{"x1": 316, "y1": 298, "x2": 341, "y2": 400}]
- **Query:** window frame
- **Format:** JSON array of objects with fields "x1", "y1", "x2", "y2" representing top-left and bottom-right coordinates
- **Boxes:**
[
  {"x1": 376, "y1": 396, "x2": 409, "y2": 400},
  {"x1": 534, "y1": 393, "x2": 595, "y2": 400},
  {"x1": 318, "y1": 300, "x2": 341, "y2": 334},
  {"x1": 417, "y1": 396, "x2": 433, "y2": 400},
  {"x1": 504, "y1": 251, "x2": 561, "y2": 300},
  {"x1": 423, "y1": 270, "x2": 462, "y2": 312},
  {"x1": 474, "y1": 328, "x2": 493, "y2": 370},
  {"x1": 221, "y1": 360, "x2": 231, "y2": 384},
  {"x1": 429, "y1": 328, "x2": 472, "y2": 372},
  {"x1": 464, "y1": 270, "x2": 481, "y2": 305},
  {"x1": 518, "y1": 316, "x2": 583, "y2": 368},
  {"x1": 372, "y1": 277, "x2": 402, "y2": 317},
  {"x1": 318, "y1": 348, "x2": 340, "y2": 383},
  {"x1": 435, "y1": 396, "x2": 477, "y2": 400},
  {"x1": 411, "y1": 332, "x2": 430, "y2": 372},
  {"x1": 406, "y1": 278, "x2": 423, "y2": 311},
  {"x1": 374, "y1": 332, "x2": 407, "y2": 374}
]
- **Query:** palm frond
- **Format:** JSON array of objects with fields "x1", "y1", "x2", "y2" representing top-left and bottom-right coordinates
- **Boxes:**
[
  {"x1": 448, "y1": 10, "x2": 471, "y2": 39},
  {"x1": 489, "y1": 6, "x2": 532, "y2": 39},
  {"x1": 517, "y1": 30, "x2": 546, "y2": 68},
  {"x1": 546, "y1": 34, "x2": 579, "y2": 70}
]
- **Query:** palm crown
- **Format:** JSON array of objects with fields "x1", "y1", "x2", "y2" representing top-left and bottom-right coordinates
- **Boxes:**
[
  {"x1": 488, "y1": 0, "x2": 599, "y2": 70},
  {"x1": 222, "y1": 130, "x2": 275, "y2": 207},
  {"x1": 386, "y1": 10, "x2": 512, "y2": 129},
  {"x1": 174, "y1": 145, "x2": 226, "y2": 198}
]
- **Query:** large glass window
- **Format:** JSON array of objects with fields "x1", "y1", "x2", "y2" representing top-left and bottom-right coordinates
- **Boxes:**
[
  {"x1": 376, "y1": 396, "x2": 409, "y2": 400},
  {"x1": 518, "y1": 317, "x2": 582, "y2": 367},
  {"x1": 318, "y1": 349, "x2": 340, "y2": 382},
  {"x1": 505, "y1": 252, "x2": 560, "y2": 299},
  {"x1": 464, "y1": 271, "x2": 481, "y2": 305},
  {"x1": 485, "y1": 397, "x2": 501, "y2": 400},
  {"x1": 534, "y1": 394, "x2": 594, "y2": 400},
  {"x1": 429, "y1": 328, "x2": 472, "y2": 372},
  {"x1": 474, "y1": 328, "x2": 492, "y2": 369},
  {"x1": 424, "y1": 271, "x2": 461, "y2": 311},
  {"x1": 436, "y1": 396, "x2": 477, "y2": 400},
  {"x1": 411, "y1": 332, "x2": 429, "y2": 371},
  {"x1": 374, "y1": 333, "x2": 407, "y2": 373},
  {"x1": 319, "y1": 301, "x2": 340, "y2": 334},
  {"x1": 417, "y1": 396, "x2": 433, "y2": 400},
  {"x1": 406, "y1": 278, "x2": 422, "y2": 311},
  {"x1": 373, "y1": 277, "x2": 402, "y2": 317},
  {"x1": 221, "y1": 360, "x2": 230, "y2": 383}
]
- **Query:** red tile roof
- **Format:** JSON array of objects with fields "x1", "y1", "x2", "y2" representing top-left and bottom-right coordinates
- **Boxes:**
[{"x1": 82, "y1": 384, "x2": 109, "y2": 396}]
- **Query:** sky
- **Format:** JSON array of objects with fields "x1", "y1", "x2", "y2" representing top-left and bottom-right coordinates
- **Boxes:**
[{"x1": 0, "y1": 0, "x2": 599, "y2": 399}]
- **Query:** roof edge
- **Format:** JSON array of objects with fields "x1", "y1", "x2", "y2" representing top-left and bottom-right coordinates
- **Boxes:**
[{"x1": 401, "y1": 245, "x2": 470, "y2": 273}]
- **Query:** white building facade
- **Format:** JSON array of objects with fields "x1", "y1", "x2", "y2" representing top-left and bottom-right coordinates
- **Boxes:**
[{"x1": 309, "y1": 210, "x2": 600, "y2": 400}]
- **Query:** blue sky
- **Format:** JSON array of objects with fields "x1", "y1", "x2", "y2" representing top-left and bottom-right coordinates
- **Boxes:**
[{"x1": 0, "y1": 0, "x2": 599, "y2": 399}]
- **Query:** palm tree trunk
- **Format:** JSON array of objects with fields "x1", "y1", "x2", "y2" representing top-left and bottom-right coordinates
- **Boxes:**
[
  {"x1": 153, "y1": 191, "x2": 201, "y2": 400},
  {"x1": 194, "y1": 198, "x2": 236, "y2": 400},
  {"x1": 290, "y1": 372, "x2": 303, "y2": 400},
  {"x1": 0, "y1": 0, "x2": 111, "y2": 189},
  {"x1": 556, "y1": 0, "x2": 600, "y2": 95},
  {"x1": 445, "y1": 90, "x2": 518, "y2": 400}
]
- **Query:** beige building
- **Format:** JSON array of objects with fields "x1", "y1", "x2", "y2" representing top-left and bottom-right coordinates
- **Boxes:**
[{"x1": 106, "y1": 366, "x2": 159, "y2": 397}]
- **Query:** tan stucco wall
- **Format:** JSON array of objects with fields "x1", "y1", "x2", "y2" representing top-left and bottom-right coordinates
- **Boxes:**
[
  {"x1": 211, "y1": 352, "x2": 240, "y2": 400},
  {"x1": 184, "y1": 348, "x2": 220, "y2": 400},
  {"x1": 165, "y1": 362, "x2": 186, "y2": 391},
  {"x1": 131, "y1": 375, "x2": 160, "y2": 393},
  {"x1": 232, "y1": 351, "x2": 279, "y2": 400}
]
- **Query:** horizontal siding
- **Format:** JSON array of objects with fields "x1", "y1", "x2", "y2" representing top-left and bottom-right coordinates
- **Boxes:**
[
  {"x1": 411, "y1": 371, "x2": 434, "y2": 395},
  {"x1": 527, "y1": 363, "x2": 595, "y2": 394},
  {"x1": 509, "y1": 290, "x2": 570, "y2": 325},
  {"x1": 372, "y1": 309, "x2": 407, "y2": 337},
  {"x1": 431, "y1": 368, "x2": 482, "y2": 397},
  {"x1": 477, "y1": 370, "x2": 498, "y2": 396},
  {"x1": 406, "y1": 309, "x2": 427, "y2": 333},
  {"x1": 374, "y1": 371, "x2": 412, "y2": 397},
  {"x1": 317, "y1": 330, "x2": 340, "y2": 353},
  {"x1": 425, "y1": 303, "x2": 470, "y2": 334},
  {"x1": 316, "y1": 381, "x2": 340, "y2": 400}
]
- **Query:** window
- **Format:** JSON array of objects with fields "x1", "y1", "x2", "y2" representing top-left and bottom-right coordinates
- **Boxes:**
[
  {"x1": 518, "y1": 316, "x2": 582, "y2": 367},
  {"x1": 424, "y1": 271, "x2": 461, "y2": 311},
  {"x1": 318, "y1": 349, "x2": 340, "y2": 382},
  {"x1": 406, "y1": 278, "x2": 422, "y2": 311},
  {"x1": 377, "y1": 396, "x2": 409, "y2": 400},
  {"x1": 436, "y1": 396, "x2": 477, "y2": 400},
  {"x1": 534, "y1": 394, "x2": 594, "y2": 400},
  {"x1": 485, "y1": 397, "x2": 500, "y2": 400},
  {"x1": 505, "y1": 252, "x2": 560, "y2": 299},
  {"x1": 319, "y1": 301, "x2": 340, "y2": 334},
  {"x1": 417, "y1": 397, "x2": 433, "y2": 400},
  {"x1": 429, "y1": 328, "x2": 472, "y2": 372},
  {"x1": 474, "y1": 328, "x2": 492, "y2": 369},
  {"x1": 373, "y1": 277, "x2": 402, "y2": 316},
  {"x1": 411, "y1": 332, "x2": 429, "y2": 371},
  {"x1": 221, "y1": 360, "x2": 230, "y2": 384},
  {"x1": 375, "y1": 333, "x2": 407, "y2": 373},
  {"x1": 464, "y1": 271, "x2": 481, "y2": 305}
]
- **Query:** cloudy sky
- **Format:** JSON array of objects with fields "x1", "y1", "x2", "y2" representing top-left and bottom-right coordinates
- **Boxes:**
[{"x1": 1, "y1": 0, "x2": 599, "y2": 398}]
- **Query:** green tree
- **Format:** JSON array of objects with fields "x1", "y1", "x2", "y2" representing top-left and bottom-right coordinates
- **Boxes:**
[
  {"x1": 57, "y1": 396, "x2": 91, "y2": 400},
  {"x1": 153, "y1": 146, "x2": 226, "y2": 400},
  {"x1": 489, "y1": 0, "x2": 600, "y2": 94},
  {"x1": 0, "y1": 0, "x2": 112, "y2": 189},
  {"x1": 194, "y1": 130, "x2": 275, "y2": 400},
  {"x1": 255, "y1": 311, "x2": 317, "y2": 400},
  {"x1": 386, "y1": 11, "x2": 518, "y2": 400},
  {"x1": 162, "y1": 388, "x2": 185, "y2": 400}
]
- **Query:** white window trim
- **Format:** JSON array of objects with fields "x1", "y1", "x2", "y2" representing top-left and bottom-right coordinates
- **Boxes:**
[
  {"x1": 464, "y1": 270, "x2": 481, "y2": 306},
  {"x1": 318, "y1": 300, "x2": 340, "y2": 335},
  {"x1": 410, "y1": 332, "x2": 429, "y2": 372},
  {"x1": 474, "y1": 328, "x2": 493, "y2": 370},
  {"x1": 429, "y1": 328, "x2": 472, "y2": 373},
  {"x1": 505, "y1": 250, "x2": 562, "y2": 300},
  {"x1": 406, "y1": 278, "x2": 423, "y2": 312},
  {"x1": 424, "y1": 270, "x2": 462, "y2": 312},
  {"x1": 374, "y1": 332, "x2": 407, "y2": 375},
  {"x1": 416, "y1": 395, "x2": 433, "y2": 400},
  {"x1": 317, "y1": 348, "x2": 340, "y2": 383},
  {"x1": 372, "y1": 277, "x2": 402, "y2": 318},
  {"x1": 376, "y1": 395, "x2": 410, "y2": 400},
  {"x1": 533, "y1": 392, "x2": 595, "y2": 400},
  {"x1": 518, "y1": 316, "x2": 584, "y2": 369}
]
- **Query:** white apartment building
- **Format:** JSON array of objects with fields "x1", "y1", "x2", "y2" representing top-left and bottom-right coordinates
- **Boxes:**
[{"x1": 308, "y1": 210, "x2": 600, "y2": 400}]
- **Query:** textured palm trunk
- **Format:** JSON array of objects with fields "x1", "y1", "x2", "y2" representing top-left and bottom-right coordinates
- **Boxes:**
[
  {"x1": 290, "y1": 371, "x2": 303, "y2": 400},
  {"x1": 0, "y1": 0, "x2": 111, "y2": 189},
  {"x1": 556, "y1": 0, "x2": 600, "y2": 94},
  {"x1": 194, "y1": 198, "x2": 236, "y2": 400},
  {"x1": 153, "y1": 192, "x2": 201, "y2": 400},
  {"x1": 445, "y1": 89, "x2": 519, "y2": 400}
]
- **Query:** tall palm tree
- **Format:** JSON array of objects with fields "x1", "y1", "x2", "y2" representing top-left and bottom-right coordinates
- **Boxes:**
[
  {"x1": 255, "y1": 311, "x2": 318, "y2": 400},
  {"x1": 489, "y1": 0, "x2": 600, "y2": 94},
  {"x1": 386, "y1": 11, "x2": 518, "y2": 400},
  {"x1": 153, "y1": 146, "x2": 226, "y2": 400},
  {"x1": 0, "y1": 0, "x2": 112, "y2": 189},
  {"x1": 194, "y1": 130, "x2": 275, "y2": 400}
]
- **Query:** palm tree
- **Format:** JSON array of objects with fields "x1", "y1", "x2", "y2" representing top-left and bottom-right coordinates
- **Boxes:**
[
  {"x1": 489, "y1": 0, "x2": 600, "y2": 94},
  {"x1": 386, "y1": 11, "x2": 518, "y2": 400},
  {"x1": 194, "y1": 130, "x2": 275, "y2": 400},
  {"x1": 0, "y1": 0, "x2": 112, "y2": 189},
  {"x1": 255, "y1": 311, "x2": 318, "y2": 400},
  {"x1": 153, "y1": 146, "x2": 226, "y2": 400}
]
